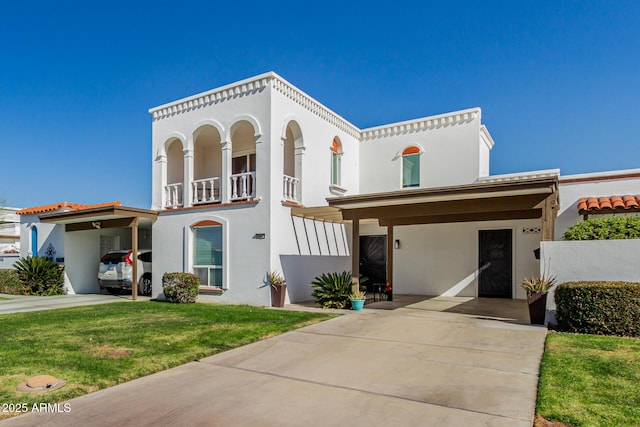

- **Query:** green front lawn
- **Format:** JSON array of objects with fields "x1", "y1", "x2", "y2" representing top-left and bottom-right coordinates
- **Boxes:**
[
  {"x1": 0, "y1": 302, "x2": 334, "y2": 418},
  {"x1": 537, "y1": 332, "x2": 640, "y2": 426}
]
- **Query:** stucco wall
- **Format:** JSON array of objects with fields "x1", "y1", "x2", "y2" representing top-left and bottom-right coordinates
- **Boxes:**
[
  {"x1": 358, "y1": 109, "x2": 484, "y2": 194},
  {"x1": 540, "y1": 239, "x2": 640, "y2": 322},
  {"x1": 0, "y1": 254, "x2": 19, "y2": 269},
  {"x1": 20, "y1": 215, "x2": 64, "y2": 259},
  {"x1": 152, "y1": 203, "x2": 272, "y2": 306},
  {"x1": 280, "y1": 255, "x2": 351, "y2": 303},
  {"x1": 361, "y1": 219, "x2": 541, "y2": 299}
]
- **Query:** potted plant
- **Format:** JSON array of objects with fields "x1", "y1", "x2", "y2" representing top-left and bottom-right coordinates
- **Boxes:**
[
  {"x1": 269, "y1": 271, "x2": 287, "y2": 308},
  {"x1": 349, "y1": 289, "x2": 366, "y2": 311},
  {"x1": 521, "y1": 274, "x2": 556, "y2": 324}
]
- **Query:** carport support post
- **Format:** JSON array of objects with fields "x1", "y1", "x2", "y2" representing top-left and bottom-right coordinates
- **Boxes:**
[
  {"x1": 351, "y1": 218, "x2": 360, "y2": 293},
  {"x1": 131, "y1": 218, "x2": 138, "y2": 301},
  {"x1": 387, "y1": 224, "x2": 393, "y2": 289}
]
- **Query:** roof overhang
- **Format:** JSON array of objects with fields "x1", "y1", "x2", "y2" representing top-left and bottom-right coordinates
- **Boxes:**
[
  {"x1": 38, "y1": 206, "x2": 158, "y2": 231},
  {"x1": 294, "y1": 176, "x2": 558, "y2": 226}
]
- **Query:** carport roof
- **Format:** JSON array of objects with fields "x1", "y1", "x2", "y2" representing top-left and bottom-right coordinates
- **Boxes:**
[
  {"x1": 38, "y1": 205, "x2": 157, "y2": 230},
  {"x1": 293, "y1": 175, "x2": 558, "y2": 228}
]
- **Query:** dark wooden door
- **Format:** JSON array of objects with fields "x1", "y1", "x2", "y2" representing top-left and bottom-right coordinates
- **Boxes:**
[
  {"x1": 359, "y1": 236, "x2": 387, "y2": 288},
  {"x1": 478, "y1": 229, "x2": 513, "y2": 298}
]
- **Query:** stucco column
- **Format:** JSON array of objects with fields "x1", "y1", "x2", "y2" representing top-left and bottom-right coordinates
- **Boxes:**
[
  {"x1": 156, "y1": 154, "x2": 167, "y2": 209},
  {"x1": 184, "y1": 147, "x2": 194, "y2": 208},
  {"x1": 294, "y1": 145, "x2": 305, "y2": 203},
  {"x1": 221, "y1": 140, "x2": 232, "y2": 203}
]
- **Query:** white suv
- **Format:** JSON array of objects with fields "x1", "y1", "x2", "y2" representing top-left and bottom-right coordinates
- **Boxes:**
[{"x1": 98, "y1": 250, "x2": 152, "y2": 296}]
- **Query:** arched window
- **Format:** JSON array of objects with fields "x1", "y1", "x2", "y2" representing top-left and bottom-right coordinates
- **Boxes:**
[
  {"x1": 192, "y1": 220, "x2": 223, "y2": 288},
  {"x1": 31, "y1": 226, "x2": 38, "y2": 256},
  {"x1": 330, "y1": 137, "x2": 343, "y2": 186},
  {"x1": 402, "y1": 146, "x2": 421, "y2": 188}
]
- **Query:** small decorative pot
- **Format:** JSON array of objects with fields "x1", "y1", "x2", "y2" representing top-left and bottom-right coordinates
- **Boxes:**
[{"x1": 351, "y1": 299, "x2": 365, "y2": 311}]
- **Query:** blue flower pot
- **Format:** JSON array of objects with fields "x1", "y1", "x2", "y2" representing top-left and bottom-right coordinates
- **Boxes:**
[{"x1": 351, "y1": 299, "x2": 365, "y2": 311}]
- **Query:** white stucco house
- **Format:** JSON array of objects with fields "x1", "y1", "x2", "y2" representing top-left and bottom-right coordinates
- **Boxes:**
[{"x1": 17, "y1": 72, "x2": 640, "y2": 305}]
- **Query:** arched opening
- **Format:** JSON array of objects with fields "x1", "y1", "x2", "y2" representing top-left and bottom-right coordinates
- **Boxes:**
[
  {"x1": 230, "y1": 121, "x2": 257, "y2": 200},
  {"x1": 330, "y1": 137, "x2": 343, "y2": 187},
  {"x1": 165, "y1": 138, "x2": 185, "y2": 207},
  {"x1": 402, "y1": 146, "x2": 421, "y2": 188},
  {"x1": 283, "y1": 121, "x2": 303, "y2": 202},
  {"x1": 193, "y1": 126, "x2": 223, "y2": 204}
]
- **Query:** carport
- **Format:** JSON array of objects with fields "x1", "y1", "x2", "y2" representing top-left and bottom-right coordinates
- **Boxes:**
[
  {"x1": 293, "y1": 174, "x2": 559, "y2": 297},
  {"x1": 39, "y1": 205, "x2": 158, "y2": 300}
]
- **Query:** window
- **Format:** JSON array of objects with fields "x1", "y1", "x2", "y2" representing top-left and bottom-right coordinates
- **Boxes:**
[
  {"x1": 402, "y1": 146, "x2": 421, "y2": 188},
  {"x1": 330, "y1": 137, "x2": 342, "y2": 186},
  {"x1": 193, "y1": 222, "x2": 223, "y2": 288}
]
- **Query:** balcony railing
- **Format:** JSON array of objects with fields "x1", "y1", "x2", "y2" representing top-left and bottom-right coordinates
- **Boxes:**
[
  {"x1": 230, "y1": 172, "x2": 256, "y2": 201},
  {"x1": 282, "y1": 175, "x2": 299, "y2": 203},
  {"x1": 165, "y1": 183, "x2": 183, "y2": 208},
  {"x1": 193, "y1": 177, "x2": 220, "y2": 205}
]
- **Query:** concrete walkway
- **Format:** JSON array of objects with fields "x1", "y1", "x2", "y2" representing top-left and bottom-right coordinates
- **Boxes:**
[
  {"x1": 2, "y1": 298, "x2": 547, "y2": 427},
  {"x1": 0, "y1": 293, "x2": 149, "y2": 314}
]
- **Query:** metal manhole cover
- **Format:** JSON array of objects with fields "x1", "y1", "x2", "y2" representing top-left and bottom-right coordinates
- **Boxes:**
[{"x1": 16, "y1": 375, "x2": 66, "y2": 393}]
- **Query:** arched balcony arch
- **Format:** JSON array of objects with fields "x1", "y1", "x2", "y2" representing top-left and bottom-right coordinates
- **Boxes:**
[
  {"x1": 282, "y1": 119, "x2": 304, "y2": 203},
  {"x1": 192, "y1": 124, "x2": 223, "y2": 205},
  {"x1": 228, "y1": 120, "x2": 259, "y2": 201},
  {"x1": 165, "y1": 137, "x2": 185, "y2": 208}
]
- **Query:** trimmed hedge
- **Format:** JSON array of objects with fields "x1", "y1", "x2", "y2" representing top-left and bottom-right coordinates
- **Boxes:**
[
  {"x1": 162, "y1": 272, "x2": 199, "y2": 303},
  {"x1": 563, "y1": 216, "x2": 640, "y2": 240},
  {"x1": 0, "y1": 269, "x2": 22, "y2": 294},
  {"x1": 555, "y1": 281, "x2": 640, "y2": 337}
]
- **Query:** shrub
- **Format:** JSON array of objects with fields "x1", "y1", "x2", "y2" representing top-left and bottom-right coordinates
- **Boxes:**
[
  {"x1": 13, "y1": 257, "x2": 65, "y2": 296},
  {"x1": 563, "y1": 216, "x2": 640, "y2": 240},
  {"x1": 0, "y1": 269, "x2": 22, "y2": 294},
  {"x1": 310, "y1": 271, "x2": 367, "y2": 309},
  {"x1": 162, "y1": 272, "x2": 199, "y2": 303},
  {"x1": 555, "y1": 281, "x2": 640, "y2": 337}
]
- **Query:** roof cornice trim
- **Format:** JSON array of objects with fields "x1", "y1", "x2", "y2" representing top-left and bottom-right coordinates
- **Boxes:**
[
  {"x1": 360, "y1": 108, "x2": 480, "y2": 141},
  {"x1": 148, "y1": 72, "x2": 275, "y2": 121},
  {"x1": 270, "y1": 74, "x2": 361, "y2": 138},
  {"x1": 148, "y1": 72, "x2": 361, "y2": 137}
]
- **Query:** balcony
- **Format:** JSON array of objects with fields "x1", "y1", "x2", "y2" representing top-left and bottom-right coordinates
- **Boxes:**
[
  {"x1": 165, "y1": 183, "x2": 183, "y2": 208},
  {"x1": 193, "y1": 177, "x2": 220, "y2": 205},
  {"x1": 282, "y1": 175, "x2": 299, "y2": 203},
  {"x1": 230, "y1": 172, "x2": 256, "y2": 201}
]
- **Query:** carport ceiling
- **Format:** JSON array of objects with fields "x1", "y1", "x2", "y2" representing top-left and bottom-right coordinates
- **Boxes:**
[{"x1": 38, "y1": 206, "x2": 157, "y2": 231}]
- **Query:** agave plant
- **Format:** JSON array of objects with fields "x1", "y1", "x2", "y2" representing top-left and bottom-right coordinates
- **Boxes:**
[
  {"x1": 13, "y1": 256, "x2": 65, "y2": 296},
  {"x1": 268, "y1": 271, "x2": 286, "y2": 289},
  {"x1": 521, "y1": 274, "x2": 557, "y2": 294},
  {"x1": 310, "y1": 271, "x2": 368, "y2": 309}
]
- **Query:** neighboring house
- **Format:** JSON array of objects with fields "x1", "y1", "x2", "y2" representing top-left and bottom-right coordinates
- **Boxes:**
[
  {"x1": 0, "y1": 207, "x2": 21, "y2": 268},
  {"x1": 17, "y1": 72, "x2": 640, "y2": 305}
]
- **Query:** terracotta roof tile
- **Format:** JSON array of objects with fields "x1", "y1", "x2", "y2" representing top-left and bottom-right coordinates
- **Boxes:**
[
  {"x1": 17, "y1": 201, "x2": 122, "y2": 215},
  {"x1": 577, "y1": 195, "x2": 640, "y2": 212}
]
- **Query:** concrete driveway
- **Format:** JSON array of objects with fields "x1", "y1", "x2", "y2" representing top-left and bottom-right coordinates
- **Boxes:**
[
  {"x1": 2, "y1": 298, "x2": 546, "y2": 427},
  {"x1": 0, "y1": 293, "x2": 149, "y2": 314}
]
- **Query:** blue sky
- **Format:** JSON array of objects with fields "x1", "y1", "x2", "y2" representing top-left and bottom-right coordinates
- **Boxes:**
[{"x1": 1, "y1": 1, "x2": 638, "y2": 208}]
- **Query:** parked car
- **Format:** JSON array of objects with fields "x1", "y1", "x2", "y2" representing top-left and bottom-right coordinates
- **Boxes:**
[{"x1": 98, "y1": 250, "x2": 152, "y2": 296}]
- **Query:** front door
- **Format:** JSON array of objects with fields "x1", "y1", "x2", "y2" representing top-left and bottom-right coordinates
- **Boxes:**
[
  {"x1": 478, "y1": 229, "x2": 513, "y2": 298},
  {"x1": 359, "y1": 235, "x2": 387, "y2": 288}
]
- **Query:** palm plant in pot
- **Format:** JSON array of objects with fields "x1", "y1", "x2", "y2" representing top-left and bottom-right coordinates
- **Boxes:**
[
  {"x1": 269, "y1": 271, "x2": 287, "y2": 308},
  {"x1": 521, "y1": 274, "x2": 556, "y2": 324},
  {"x1": 349, "y1": 289, "x2": 366, "y2": 311}
]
